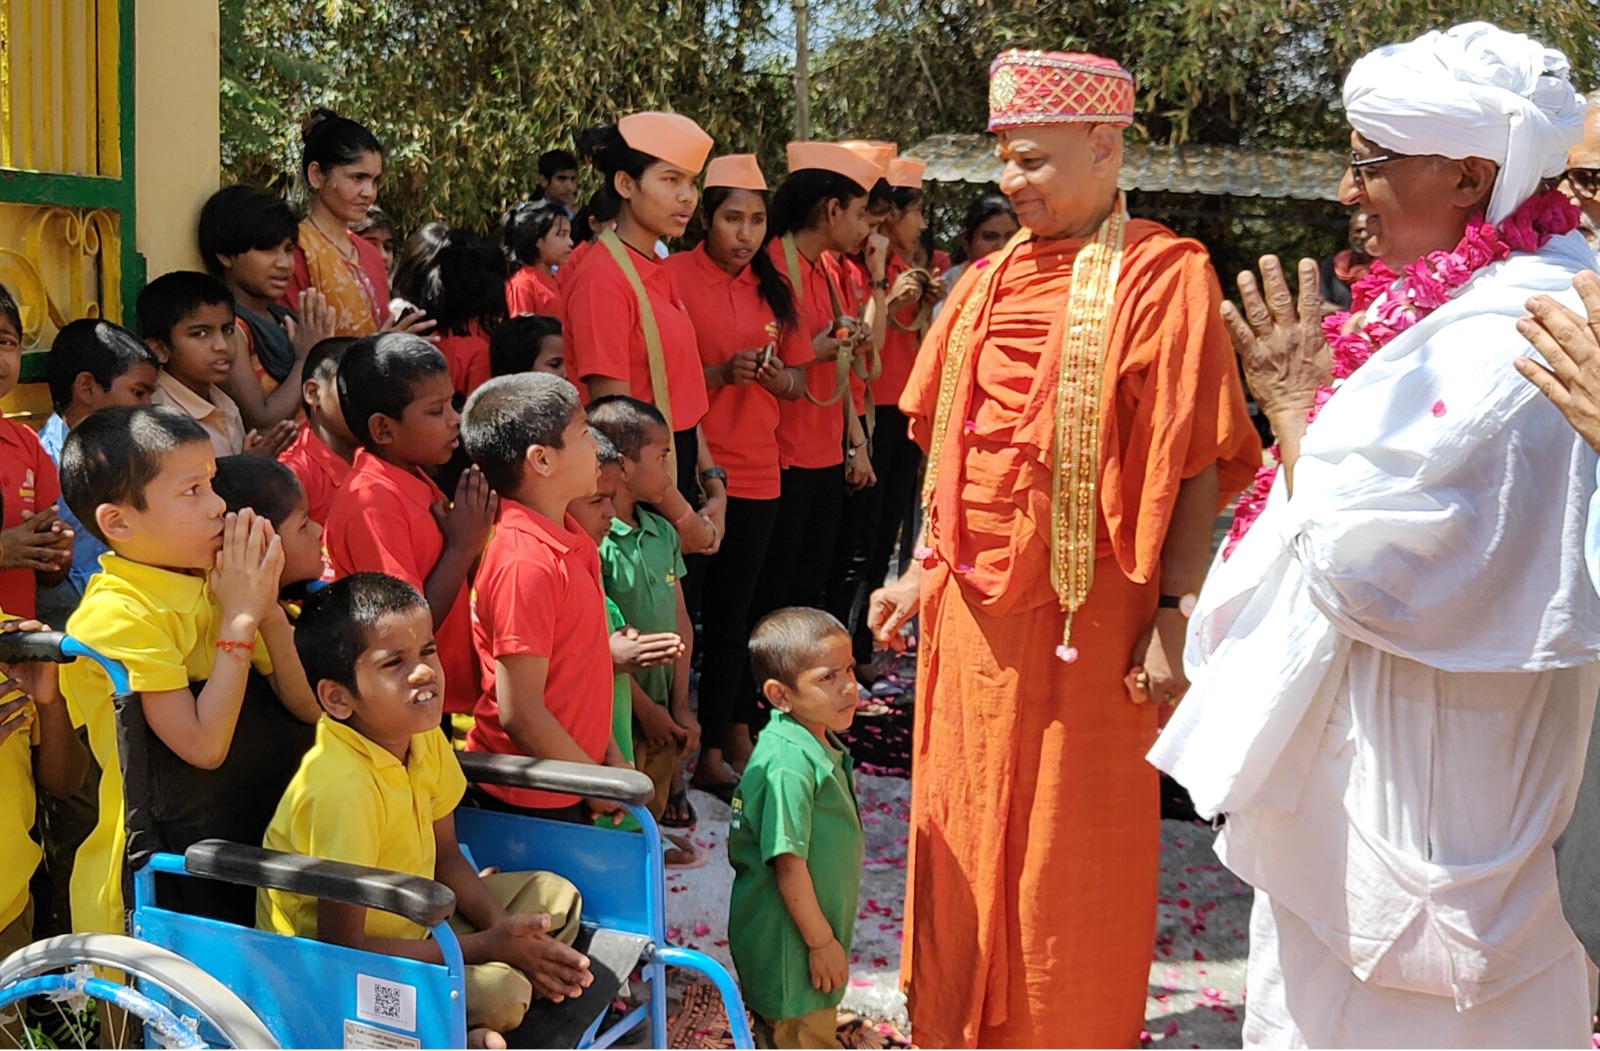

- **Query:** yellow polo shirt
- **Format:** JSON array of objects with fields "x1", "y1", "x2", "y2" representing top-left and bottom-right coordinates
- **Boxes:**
[
  {"x1": 258, "y1": 717, "x2": 466, "y2": 942},
  {"x1": 0, "y1": 615, "x2": 40, "y2": 931},
  {"x1": 62, "y1": 555, "x2": 271, "y2": 935}
]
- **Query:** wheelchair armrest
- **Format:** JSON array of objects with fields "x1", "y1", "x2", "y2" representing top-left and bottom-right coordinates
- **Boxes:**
[
  {"x1": 0, "y1": 630, "x2": 70, "y2": 664},
  {"x1": 183, "y1": 840, "x2": 457, "y2": 929},
  {"x1": 455, "y1": 753, "x2": 655, "y2": 806}
]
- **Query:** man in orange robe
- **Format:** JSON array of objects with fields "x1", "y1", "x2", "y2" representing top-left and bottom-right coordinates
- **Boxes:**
[{"x1": 869, "y1": 51, "x2": 1259, "y2": 1048}]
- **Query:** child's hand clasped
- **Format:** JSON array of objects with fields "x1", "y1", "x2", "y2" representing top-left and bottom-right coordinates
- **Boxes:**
[
  {"x1": 489, "y1": 913, "x2": 593, "y2": 1003},
  {"x1": 212, "y1": 510, "x2": 284, "y2": 631},
  {"x1": 0, "y1": 507, "x2": 74, "y2": 573},
  {"x1": 436, "y1": 466, "x2": 498, "y2": 556},
  {"x1": 807, "y1": 937, "x2": 848, "y2": 994}
]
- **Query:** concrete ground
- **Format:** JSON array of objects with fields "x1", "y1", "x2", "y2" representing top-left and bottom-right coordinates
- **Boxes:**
[{"x1": 663, "y1": 781, "x2": 1250, "y2": 1048}]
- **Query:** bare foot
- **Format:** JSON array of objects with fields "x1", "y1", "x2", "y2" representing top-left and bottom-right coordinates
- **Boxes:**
[
  {"x1": 691, "y1": 748, "x2": 739, "y2": 790},
  {"x1": 664, "y1": 832, "x2": 704, "y2": 868},
  {"x1": 725, "y1": 724, "x2": 755, "y2": 771},
  {"x1": 468, "y1": 1028, "x2": 508, "y2": 1049}
]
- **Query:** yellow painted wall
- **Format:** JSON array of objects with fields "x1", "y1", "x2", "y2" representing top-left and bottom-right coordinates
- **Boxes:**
[{"x1": 134, "y1": 0, "x2": 219, "y2": 277}]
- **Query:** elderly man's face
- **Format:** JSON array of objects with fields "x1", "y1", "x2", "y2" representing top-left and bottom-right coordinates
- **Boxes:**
[
  {"x1": 1560, "y1": 107, "x2": 1600, "y2": 231},
  {"x1": 1338, "y1": 131, "x2": 1494, "y2": 270},
  {"x1": 996, "y1": 124, "x2": 1120, "y2": 240}
]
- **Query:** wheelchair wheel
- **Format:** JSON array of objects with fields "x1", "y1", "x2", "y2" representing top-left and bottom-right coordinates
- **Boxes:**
[{"x1": 0, "y1": 933, "x2": 278, "y2": 1048}]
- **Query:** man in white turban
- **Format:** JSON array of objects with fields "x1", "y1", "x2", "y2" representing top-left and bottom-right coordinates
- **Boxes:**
[{"x1": 1149, "y1": 22, "x2": 1600, "y2": 1047}]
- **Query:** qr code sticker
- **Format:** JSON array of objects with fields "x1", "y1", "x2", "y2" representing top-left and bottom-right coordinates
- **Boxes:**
[{"x1": 356, "y1": 974, "x2": 417, "y2": 1032}]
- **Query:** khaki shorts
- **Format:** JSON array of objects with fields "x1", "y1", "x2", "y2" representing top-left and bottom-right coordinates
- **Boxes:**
[
  {"x1": 448, "y1": 871, "x2": 582, "y2": 1034},
  {"x1": 752, "y1": 1006, "x2": 838, "y2": 1049}
]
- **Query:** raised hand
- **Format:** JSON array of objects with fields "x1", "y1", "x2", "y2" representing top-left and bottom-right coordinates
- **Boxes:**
[
  {"x1": 212, "y1": 510, "x2": 284, "y2": 631},
  {"x1": 434, "y1": 465, "x2": 498, "y2": 557},
  {"x1": 244, "y1": 419, "x2": 299, "y2": 460},
  {"x1": 288, "y1": 288, "x2": 337, "y2": 356},
  {"x1": 1220, "y1": 255, "x2": 1330, "y2": 420},
  {"x1": 1514, "y1": 271, "x2": 1600, "y2": 455}
]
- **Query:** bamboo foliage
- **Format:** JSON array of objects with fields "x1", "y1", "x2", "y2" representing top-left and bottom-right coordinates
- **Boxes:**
[{"x1": 220, "y1": 0, "x2": 1600, "y2": 229}]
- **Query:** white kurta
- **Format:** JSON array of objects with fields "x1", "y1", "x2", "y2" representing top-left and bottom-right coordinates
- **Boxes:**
[{"x1": 1151, "y1": 231, "x2": 1600, "y2": 1047}]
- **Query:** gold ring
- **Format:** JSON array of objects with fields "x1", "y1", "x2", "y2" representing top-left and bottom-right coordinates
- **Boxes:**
[{"x1": 1135, "y1": 671, "x2": 1151, "y2": 692}]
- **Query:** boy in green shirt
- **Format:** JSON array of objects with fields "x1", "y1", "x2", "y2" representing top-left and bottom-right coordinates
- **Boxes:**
[
  {"x1": 728, "y1": 607, "x2": 864, "y2": 1049},
  {"x1": 585, "y1": 397, "x2": 699, "y2": 825}
]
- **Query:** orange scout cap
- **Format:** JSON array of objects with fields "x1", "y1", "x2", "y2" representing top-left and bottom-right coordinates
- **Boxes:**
[
  {"x1": 618, "y1": 111, "x2": 714, "y2": 174},
  {"x1": 703, "y1": 154, "x2": 767, "y2": 191},
  {"x1": 886, "y1": 157, "x2": 925, "y2": 189},
  {"x1": 841, "y1": 139, "x2": 898, "y2": 165},
  {"x1": 786, "y1": 141, "x2": 885, "y2": 192}
]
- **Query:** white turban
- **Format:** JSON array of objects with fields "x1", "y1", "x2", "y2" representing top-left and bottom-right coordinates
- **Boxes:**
[{"x1": 1342, "y1": 21, "x2": 1584, "y2": 223}]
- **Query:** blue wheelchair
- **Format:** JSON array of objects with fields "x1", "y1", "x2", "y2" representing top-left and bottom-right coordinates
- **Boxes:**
[{"x1": 0, "y1": 631, "x2": 754, "y2": 1049}]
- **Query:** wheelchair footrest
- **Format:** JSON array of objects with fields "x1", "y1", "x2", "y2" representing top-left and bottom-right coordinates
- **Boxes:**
[{"x1": 507, "y1": 928, "x2": 650, "y2": 1049}]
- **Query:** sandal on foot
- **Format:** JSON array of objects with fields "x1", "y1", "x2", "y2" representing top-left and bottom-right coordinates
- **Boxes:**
[{"x1": 661, "y1": 788, "x2": 697, "y2": 829}]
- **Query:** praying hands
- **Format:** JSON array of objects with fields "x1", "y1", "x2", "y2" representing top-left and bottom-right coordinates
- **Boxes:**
[{"x1": 1514, "y1": 271, "x2": 1600, "y2": 454}]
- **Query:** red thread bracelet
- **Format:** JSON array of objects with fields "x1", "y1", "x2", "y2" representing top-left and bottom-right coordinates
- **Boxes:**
[{"x1": 215, "y1": 639, "x2": 252, "y2": 662}]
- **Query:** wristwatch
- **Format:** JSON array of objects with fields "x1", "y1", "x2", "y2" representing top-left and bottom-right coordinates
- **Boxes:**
[
  {"x1": 870, "y1": 278, "x2": 889, "y2": 290},
  {"x1": 1159, "y1": 593, "x2": 1198, "y2": 617},
  {"x1": 699, "y1": 466, "x2": 728, "y2": 486}
]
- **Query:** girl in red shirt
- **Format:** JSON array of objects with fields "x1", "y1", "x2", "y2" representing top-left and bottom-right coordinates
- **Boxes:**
[
  {"x1": 829, "y1": 158, "x2": 943, "y2": 673},
  {"x1": 563, "y1": 113, "x2": 727, "y2": 557},
  {"x1": 502, "y1": 200, "x2": 572, "y2": 317},
  {"x1": 740, "y1": 143, "x2": 883, "y2": 743},
  {"x1": 394, "y1": 229, "x2": 506, "y2": 402},
  {"x1": 664, "y1": 155, "x2": 814, "y2": 798}
]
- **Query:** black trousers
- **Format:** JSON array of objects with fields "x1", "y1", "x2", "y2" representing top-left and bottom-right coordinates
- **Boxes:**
[
  {"x1": 673, "y1": 427, "x2": 709, "y2": 621},
  {"x1": 828, "y1": 406, "x2": 923, "y2": 663},
  {"x1": 743, "y1": 465, "x2": 846, "y2": 726},
  {"x1": 695, "y1": 496, "x2": 780, "y2": 751}
]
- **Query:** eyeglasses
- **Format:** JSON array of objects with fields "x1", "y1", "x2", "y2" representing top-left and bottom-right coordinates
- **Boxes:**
[
  {"x1": 1565, "y1": 167, "x2": 1600, "y2": 197},
  {"x1": 1348, "y1": 149, "x2": 1410, "y2": 189}
]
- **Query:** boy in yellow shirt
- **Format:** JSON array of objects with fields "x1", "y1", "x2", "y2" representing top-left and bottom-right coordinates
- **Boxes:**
[
  {"x1": 0, "y1": 594, "x2": 89, "y2": 1036},
  {"x1": 260, "y1": 572, "x2": 594, "y2": 1043},
  {"x1": 57, "y1": 405, "x2": 317, "y2": 933}
]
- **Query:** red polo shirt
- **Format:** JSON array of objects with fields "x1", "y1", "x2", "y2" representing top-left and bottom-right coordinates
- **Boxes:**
[
  {"x1": 324, "y1": 449, "x2": 477, "y2": 713},
  {"x1": 664, "y1": 245, "x2": 811, "y2": 501},
  {"x1": 276, "y1": 427, "x2": 351, "y2": 527},
  {"x1": 557, "y1": 241, "x2": 594, "y2": 292},
  {"x1": 0, "y1": 420, "x2": 60, "y2": 618},
  {"x1": 507, "y1": 266, "x2": 562, "y2": 318},
  {"x1": 872, "y1": 252, "x2": 923, "y2": 407},
  {"x1": 466, "y1": 502, "x2": 613, "y2": 810},
  {"x1": 768, "y1": 239, "x2": 849, "y2": 470},
  {"x1": 563, "y1": 240, "x2": 708, "y2": 432},
  {"x1": 435, "y1": 323, "x2": 491, "y2": 401}
]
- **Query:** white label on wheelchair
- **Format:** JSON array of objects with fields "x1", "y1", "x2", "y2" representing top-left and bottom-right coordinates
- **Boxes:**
[
  {"x1": 356, "y1": 973, "x2": 418, "y2": 1032},
  {"x1": 344, "y1": 1019, "x2": 422, "y2": 1049}
]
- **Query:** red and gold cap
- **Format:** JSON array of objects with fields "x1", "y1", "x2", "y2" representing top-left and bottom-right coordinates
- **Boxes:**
[
  {"x1": 886, "y1": 158, "x2": 925, "y2": 189},
  {"x1": 786, "y1": 141, "x2": 885, "y2": 192},
  {"x1": 704, "y1": 154, "x2": 767, "y2": 191},
  {"x1": 618, "y1": 111, "x2": 714, "y2": 173},
  {"x1": 987, "y1": 51, "x2": 1135, "y2": 131}
]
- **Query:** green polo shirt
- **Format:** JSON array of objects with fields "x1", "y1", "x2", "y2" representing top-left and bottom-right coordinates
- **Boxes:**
[
  {"x1": 598, "y1": 508, "x2": 685, "y2": 706},
  {"x1": 603, "y1": 597, "x2": 633, "y2": 764},
  {"x1": 727, "y1": 711, "x2": 864, "y2": 1021}
]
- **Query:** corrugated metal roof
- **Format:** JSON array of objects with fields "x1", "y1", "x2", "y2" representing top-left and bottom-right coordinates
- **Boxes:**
[{"x1": 906, "y1": 133, "x2": 1347, "y2": 202}]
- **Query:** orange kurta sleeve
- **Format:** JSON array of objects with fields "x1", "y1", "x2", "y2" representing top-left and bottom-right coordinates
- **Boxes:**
[{"x1": 1095, "y1": 233, "x2": 1260, "y2": 584}]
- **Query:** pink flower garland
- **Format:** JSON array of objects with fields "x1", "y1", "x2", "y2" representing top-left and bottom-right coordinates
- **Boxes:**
[{"x1": 1222, "y1": 188, "x2": 1581, "y2": 558}]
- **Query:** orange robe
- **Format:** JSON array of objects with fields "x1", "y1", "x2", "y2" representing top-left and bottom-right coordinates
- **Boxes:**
[{"x1": 898, "y1": 220, "x2": 1258, "y2": 1048}]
